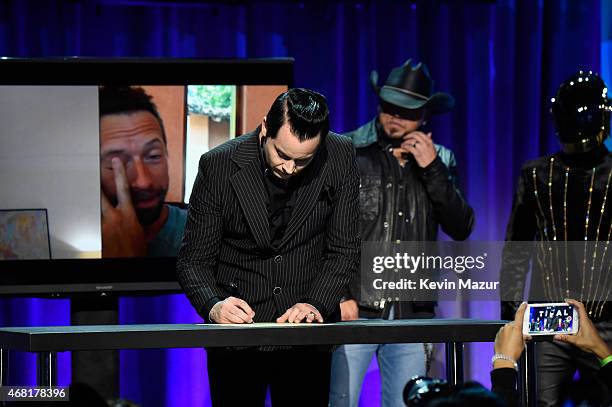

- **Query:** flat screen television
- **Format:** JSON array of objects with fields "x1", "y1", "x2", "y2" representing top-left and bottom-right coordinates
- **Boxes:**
[{"x1": 0, "y1": 57, "x2": 293, "y2": 296}]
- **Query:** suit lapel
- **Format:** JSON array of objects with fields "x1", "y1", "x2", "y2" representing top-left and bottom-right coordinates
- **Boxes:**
[
  {"x1": 279, "y1": 147, "x2": 329, "y2": 248},
  {"x1": 229, "y1": 132, "x2": 271, "y2": 249}
]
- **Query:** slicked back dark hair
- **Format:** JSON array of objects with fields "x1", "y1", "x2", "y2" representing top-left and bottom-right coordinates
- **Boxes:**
[
  {"x1": 265, "y1": 88, "x2": 330, "y2": 142},
  {"x1": 99, "y1": 86, "x2": 167, "y2": 144}
]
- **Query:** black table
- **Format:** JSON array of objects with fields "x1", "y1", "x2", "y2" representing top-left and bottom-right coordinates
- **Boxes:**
[{"x1": 0, "y1": 319, "x2": 536, "y2": 405}]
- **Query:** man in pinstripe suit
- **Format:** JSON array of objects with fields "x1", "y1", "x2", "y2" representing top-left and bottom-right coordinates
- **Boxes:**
[{"x1": 177, "y1": 88, "x2": 360, "y2": 406}]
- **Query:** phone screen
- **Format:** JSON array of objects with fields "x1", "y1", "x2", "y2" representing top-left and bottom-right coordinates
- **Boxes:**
[{"x1": 527, "y1": 304, "x2": 574, "y2": 334}]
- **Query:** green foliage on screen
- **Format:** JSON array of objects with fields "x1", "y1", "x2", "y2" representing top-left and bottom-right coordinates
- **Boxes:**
[{"x1": 187, "y1": 85, "x2": 233, "y2": 121}]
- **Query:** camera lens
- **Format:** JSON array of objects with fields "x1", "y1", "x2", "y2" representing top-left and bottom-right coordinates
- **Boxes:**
[{"x1": 403, "y1": 376, "x2": 452, "y2": 406}]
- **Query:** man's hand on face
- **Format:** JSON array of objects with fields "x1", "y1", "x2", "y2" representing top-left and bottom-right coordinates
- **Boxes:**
[
  {"x1": 276, "y1": 303, "x2": 324, "y2": 324},
  {"x1": 101, "y1": 157, "x2": 147, "y2": 258},
  {"x1": 400, "y1": 131, "x2": 437, "y2": 168},
  {"x1": 209, "y1": 296, "x2": 255, "y2": 324}
]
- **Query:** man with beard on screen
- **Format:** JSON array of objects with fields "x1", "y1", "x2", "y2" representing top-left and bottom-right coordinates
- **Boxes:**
[{"x1": 99, "y1": 86, "x2": 187, "y2": 257}]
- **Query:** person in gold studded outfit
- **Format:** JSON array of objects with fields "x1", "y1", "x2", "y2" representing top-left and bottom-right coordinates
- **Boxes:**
[{"x1": 501, "y1": 71, "x2": 612, "y2": 406}]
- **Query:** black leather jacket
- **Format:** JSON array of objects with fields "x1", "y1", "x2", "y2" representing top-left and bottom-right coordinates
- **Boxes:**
[{"x1": 344, "y1": 118, "x2": 475, "y2": 318}]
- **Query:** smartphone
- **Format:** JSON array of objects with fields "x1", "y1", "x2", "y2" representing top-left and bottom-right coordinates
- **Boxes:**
[{"x1": 522, "y1": 302, "x2": 579, "y2": 336}]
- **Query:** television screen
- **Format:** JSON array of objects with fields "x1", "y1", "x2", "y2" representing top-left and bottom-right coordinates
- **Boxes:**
[{"x1": 0, "y1": 58, "x2": 292, "y2": 295}]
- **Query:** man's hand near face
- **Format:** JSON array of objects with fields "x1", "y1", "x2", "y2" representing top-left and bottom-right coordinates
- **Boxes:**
[
  {"x1": 101, "y1": 157, "x2": 147, "y2": 257},
  {"x1": 276, "y1": 303, "x2": 324, "y2": 324},
  {"x1": 400, "y1": 131, "x2": 437, "y2": 168}
]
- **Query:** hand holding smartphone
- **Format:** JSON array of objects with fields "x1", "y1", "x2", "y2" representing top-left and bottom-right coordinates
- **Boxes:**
[{"x1": 522, "y1": 302, "x2": 579, "y2": 336}]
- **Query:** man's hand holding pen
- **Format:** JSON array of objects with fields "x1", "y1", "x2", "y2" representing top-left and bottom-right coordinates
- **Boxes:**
[{"x1": 209, "y1": 297, "x2": 255, "y2": 324}]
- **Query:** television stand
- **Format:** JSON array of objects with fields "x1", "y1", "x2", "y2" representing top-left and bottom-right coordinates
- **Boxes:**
[{"x1": 70, "y1": 296, "x2": 119, "y2": 400}]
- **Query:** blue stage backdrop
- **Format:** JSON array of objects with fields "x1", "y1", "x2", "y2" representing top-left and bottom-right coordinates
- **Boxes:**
[{"x1": 0, "y1": 0, "x2": 607, "y2": 405}]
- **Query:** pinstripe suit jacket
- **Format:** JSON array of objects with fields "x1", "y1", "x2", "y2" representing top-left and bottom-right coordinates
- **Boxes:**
[{"x1": 177, "y1": 129, "x2": 360, "y2": 324}]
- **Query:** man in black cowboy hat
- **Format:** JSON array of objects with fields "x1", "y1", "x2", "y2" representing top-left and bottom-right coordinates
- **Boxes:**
[{"x1": 329, "y1": 59, "x2": 474, "y2": 407}]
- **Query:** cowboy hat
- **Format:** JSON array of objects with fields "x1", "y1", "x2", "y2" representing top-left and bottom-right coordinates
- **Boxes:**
[{"x1": 370, "y1": 59, "x2": 454, "y2": 114}]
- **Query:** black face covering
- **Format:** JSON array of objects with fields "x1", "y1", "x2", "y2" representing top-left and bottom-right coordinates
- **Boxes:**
[
  {"x1": 552, "y1": 71, "x2": 612, "y2": 154},
  {"x1": 559, "y1": 144, "x2": 609, "y2": 169}
]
